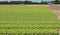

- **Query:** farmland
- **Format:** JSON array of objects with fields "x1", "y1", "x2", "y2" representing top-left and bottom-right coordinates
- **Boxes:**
[{"x1": 0, "y1": 5, "x2": 60, "y2": 35}]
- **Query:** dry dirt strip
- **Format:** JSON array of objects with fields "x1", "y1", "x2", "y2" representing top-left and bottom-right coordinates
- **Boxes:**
[
  {"x1": 52, "y1": 10, "x2": 60, "y2": 20},
  {"x1": 48, "y1": 5, "x2": 60, "y2": 20}
]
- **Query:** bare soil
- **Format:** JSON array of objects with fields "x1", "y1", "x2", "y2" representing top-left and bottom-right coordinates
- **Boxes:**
[{"x1": 48, "y1": 5, "x2": 60, "y2": 20}]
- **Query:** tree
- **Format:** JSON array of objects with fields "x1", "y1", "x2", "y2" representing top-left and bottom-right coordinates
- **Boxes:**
[
  {"x1": 55, "y1": 0, "x2": 59, "y2": 3},
  {"x1": 24, "y1": 0, "x2": 32, "y2": 4}
]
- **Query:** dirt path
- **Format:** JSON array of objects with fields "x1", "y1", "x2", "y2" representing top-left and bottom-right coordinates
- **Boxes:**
[{"x1": 48, "y1": 5, "x2": 60, "y2": 20}]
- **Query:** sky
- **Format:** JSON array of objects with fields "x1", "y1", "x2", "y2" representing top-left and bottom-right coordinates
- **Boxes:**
[{"x1": 0, "y1": 0, "x2": 53, "y2": 2}]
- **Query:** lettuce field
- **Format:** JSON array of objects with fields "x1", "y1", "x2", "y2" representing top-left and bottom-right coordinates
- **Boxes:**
[{"x1": 0, "y1": 5, "x2": 60, "y2": 35}]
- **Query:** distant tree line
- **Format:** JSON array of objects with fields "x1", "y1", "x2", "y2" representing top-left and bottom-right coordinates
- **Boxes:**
[
  {"x1": 54, "y1": 0, "x2": 60, "y2": 4},
  {"x1": 0, "y1": 0, "x2": 60, "y2": 4}
]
